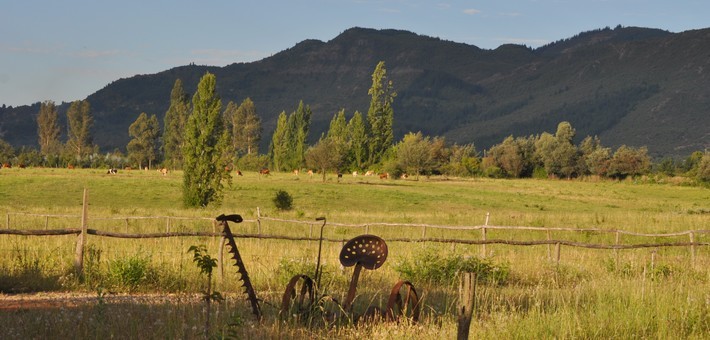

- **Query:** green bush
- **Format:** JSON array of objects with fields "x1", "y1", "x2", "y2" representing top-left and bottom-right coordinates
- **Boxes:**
[
  {"x1": 108, "y1": 254, "x2": 151, "y2": 291},
  {"x1": 394, "y1": 248, "x2": 509, "y2": 286},
  {"x1": 273, "y1": 190, "x2": 293, "y2": 210}
]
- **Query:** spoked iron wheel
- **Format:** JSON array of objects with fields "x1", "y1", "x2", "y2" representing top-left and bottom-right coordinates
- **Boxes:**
[
  {"x1": 280, "y1": 274, "x2": 315, "y2": 320},
  {"x1": 386, "y1": 280, "x2": 421, "y2": 323}
]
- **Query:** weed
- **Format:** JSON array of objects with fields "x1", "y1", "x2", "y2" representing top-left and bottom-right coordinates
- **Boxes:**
[{"x1": 273, "y1": 189, "x2": 294, "y2": 210}]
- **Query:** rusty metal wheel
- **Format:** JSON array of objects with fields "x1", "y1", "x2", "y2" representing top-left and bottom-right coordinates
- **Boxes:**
[
  {"x1": 280, "y1": 274, "x2": 314, "y2": 319},
  {"x1": 386, "y1": 280, "x2": 421, "y2": 323}
]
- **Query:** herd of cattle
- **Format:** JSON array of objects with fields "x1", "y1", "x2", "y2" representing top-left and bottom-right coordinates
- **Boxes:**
[{"x1": 1, "y1": 163, "x2": 402, "y2": 179}]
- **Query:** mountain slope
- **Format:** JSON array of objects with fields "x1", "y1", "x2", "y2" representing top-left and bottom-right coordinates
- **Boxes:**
[{"x1": 1, "y1": 26, "x2": 708, "y2": 158}]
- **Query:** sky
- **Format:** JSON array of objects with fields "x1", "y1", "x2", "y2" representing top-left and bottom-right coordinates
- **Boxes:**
[{"x1": 1, "y1": 0, "x2": 708, "y2": 107}]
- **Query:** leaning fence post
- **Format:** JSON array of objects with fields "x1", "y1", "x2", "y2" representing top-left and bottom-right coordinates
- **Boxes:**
[
  {"x1": 74, "y1": 188, "x2": 88, "y2": 278},
  {"x1": 457, "y1": 272, "x2": 477, "y2": 340}
]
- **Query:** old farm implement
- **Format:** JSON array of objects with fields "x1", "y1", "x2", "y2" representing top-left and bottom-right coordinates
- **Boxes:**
[
  {"x1": 215, "y1": 214, "x2": 262, "y2": 320},
  {"x1": 280, "y1": 217, "x2": 421, "y2": 324}
]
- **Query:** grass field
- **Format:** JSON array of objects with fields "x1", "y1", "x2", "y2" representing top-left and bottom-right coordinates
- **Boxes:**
[{"x1": 0, "y1": 167, "x2": 708, "y2": 339}]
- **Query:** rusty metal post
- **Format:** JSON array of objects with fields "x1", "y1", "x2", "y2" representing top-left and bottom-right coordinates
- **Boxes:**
[{"x1": 74, "y1": 189, "x2": 88, "y2": 278}]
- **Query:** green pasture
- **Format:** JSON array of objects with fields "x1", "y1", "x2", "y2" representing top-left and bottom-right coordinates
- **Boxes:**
[{"x1": 0, "y1": 167, "x2": 708, "y2": 339}]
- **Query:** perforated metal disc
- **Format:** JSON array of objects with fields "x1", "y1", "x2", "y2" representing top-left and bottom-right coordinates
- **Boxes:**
[{"x1": 339, "y1": 234, "x2": 388, "y2": 270}]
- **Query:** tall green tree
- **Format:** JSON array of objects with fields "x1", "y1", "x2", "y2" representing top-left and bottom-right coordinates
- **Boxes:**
[
  {"x1": 66, "y1": 100, "x2": 94, "y2": 160},
  {"x1": 347, "y1": 111, "x2": 367, "y2": 170},
  {"x1": 327, "y1": 109, "x2": 350, "y2": 171},
  {"x1": 232, "y1": 98, "x2": 262, "y2": 156},
  {"x1": 0, "y1": 138, "x2": 14, "y2": 164},
  {"x1": 36, "y1": 100, "x2": 62, "y2": 157},
  {"x1": 163, "y1": 79, "x2": 190, "y2": 169},
  {"x1": 288, "y1": 100, "x2": 312, "y2": 170},
  {"x1": 366, "y1": 61, "x2": 396, "y2": 166},
  {"x1": 182, "y1": 72, "x2": 230, "y2": 208},
  {"x1": 269, "y1": 111, "x2": 289, "y2": 172},
  {"x1": 127, "y1": 112, "x2": 160, "y2": 169}
]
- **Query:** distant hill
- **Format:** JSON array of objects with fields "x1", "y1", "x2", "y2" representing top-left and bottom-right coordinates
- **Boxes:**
[{"x1": 1, "y1": 26, "x2": 709, "y2": 158}]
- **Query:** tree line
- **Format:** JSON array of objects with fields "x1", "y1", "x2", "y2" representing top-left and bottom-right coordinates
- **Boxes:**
[{"x1": 0, "y1": 61, "x2": 708, "y2": 207}]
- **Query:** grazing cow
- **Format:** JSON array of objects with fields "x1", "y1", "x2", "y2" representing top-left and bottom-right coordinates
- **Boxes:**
[
  {"x1": 337, "y1": 172, "x2": 343, "y2": 182},
  {"x1": 18, "y1": 164, "x2": 26, "y2": 169},
  {"x1": 2, "y1": 163, "x2": 11, "y2": 169},
  {"x1": 67, "y1": 164, "x2": 75, "y2": 170},
  {"x1": 107, "y1": 168, "x2": 118, "y2": 175},
  {"x1": 159, "y1": 168, "x2": 168, "y2": 176},
  {"x1": 307, "y1": 169, "x2": 314, "y2": 177},
  {"x1": 259, "y1": 168, "x2": 270, "y2": 176},
  {"x1": 236, "y1": 170, "x2": 243, "y2": 176},
  {"x1": 379, "y1": 173, "x2": 389, "y2": 180},
  {"x1": 293, "y1": 169, "x2": 299, "y2": 176},
  {"x1": 365, "y1": 170, "x2": 374, "y2": 176},
  {"x1": 401, "y1": 173, "x2": 409, "y2": 179},
  {"x1": 124, "y1": 166, "x2": 132, "y2": 171},
  {"x1": 352, "y1": 171, "x2": 358, "y2": 177}
]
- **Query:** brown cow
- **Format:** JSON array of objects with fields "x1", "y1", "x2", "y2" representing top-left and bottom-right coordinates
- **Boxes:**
[
  {"x1": 259, "y1": 168, "x2": 270, "y2": 176},
  {"x1": 67, "y1": 164, "x2": 75, "y2": 170},
  {"x1": 379, "y1": 173, "x2": 389, "y2": 180},
  {"x1": 2, "y1": 163, "x2": 11, "y2": 169},
  {"x1": 159, "y1": 168, "x2": 168, "y2": 176},
  {"x1": 236, "y1": 170, "x2": 243, "y2": 176}
]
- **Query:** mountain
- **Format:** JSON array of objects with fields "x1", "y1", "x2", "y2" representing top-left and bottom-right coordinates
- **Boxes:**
[{"x1": 1, "y1": 26, "x2": 709, "y2": 158}]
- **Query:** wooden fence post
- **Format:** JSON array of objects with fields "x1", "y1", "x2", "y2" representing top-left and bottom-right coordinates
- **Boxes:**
[
  {"x1": 546, "y1": 230, "x2": 552, "y2": 260},
  {"x1": 615, "y1": 231, "x2": 620, "y2": 267},
  {"x1": 218, "y1": 237, "x2": 226, "y2": 289},
  {"x1": 45, "y1": 215, "x2": 49, "y2": 230},
  {"x1": 124, "y1": 218, "x2": 129, "y2": 233},
  {"x1": 165, "y1": 217, "x2": 171, "y2": 233},
  {"x1": 481, "y1": 212, "x2": 489, "y2": 257},
  {"x1": 457, "y1": 272, "x2": 477, "y2": 340},
  {"x1": 422, "y1": 225, "x2": 427, "y2": 239},
  {"x1": 6, "y1": 213, "x2": 9, "y2": 229},
  {"x1": 256, "y1": 207, "x2": 262, "y2": 235},
  {"x1": 555, "y1": 243, "x2": 561, "y2": 266},
  {"x1": 689, "y1": 232, "x2": 696, "y2": 268},
  {"x1": 74, "y1": 188, "x2": 88, "y2": 277}
]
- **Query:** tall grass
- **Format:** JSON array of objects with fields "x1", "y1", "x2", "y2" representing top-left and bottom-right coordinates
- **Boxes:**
[{"x1": 0, "y1": 168, "x2": 708, "y2": 338}]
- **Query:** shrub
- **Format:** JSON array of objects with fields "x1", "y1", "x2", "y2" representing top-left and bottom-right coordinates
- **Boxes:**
[
  {"x1": 273, "y1": 190, "x2": 293, "y2": 210},
  {"x1": 394, "y1": 248, "x2": 509, "y2": 286},
  {"x1": 108, "y1": 254, "x2": 151, "y2": 291}
]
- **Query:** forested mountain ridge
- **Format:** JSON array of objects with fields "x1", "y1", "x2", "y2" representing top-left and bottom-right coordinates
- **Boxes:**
[{"x1": 1, "y1": 26, "x2": 708, "y2": 157}]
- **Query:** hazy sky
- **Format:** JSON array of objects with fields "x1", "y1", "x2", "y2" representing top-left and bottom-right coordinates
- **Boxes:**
[{"x1": 1, "y1": 0, "x2": 708, "y2": 107}]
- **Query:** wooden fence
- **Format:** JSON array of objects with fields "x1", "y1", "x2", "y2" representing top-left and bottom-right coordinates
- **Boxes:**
[{"x1": 2, "y1": 189, "x2": 709, "y2": 276}]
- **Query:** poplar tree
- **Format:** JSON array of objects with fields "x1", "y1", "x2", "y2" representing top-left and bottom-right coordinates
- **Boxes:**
[
  {"x1": 326, "y1": 109, "x2": 350, "y2": 171},
  {"x1": 269, "y1": 111, "x2": 289, "y2": 172},
  {"x1": 163, "y1": 79, "x2": 190, "y2": 169},
  {"x1": 366, "y1": 61, "x2": 396, "y2": 166},
  {"x1": 347, "y1": 111, "x2": 367, "y2": 170},
  {"x1": 289, "y1": 100, "x2": 312, "y2": 170},
  {"x1": 66, "y1": 100, "x2": 94, "y2": 160},
  {"x1": 36, "y1": 100, "x2": 62, "y2": 156},
  {"x1": 127, "y1": 112, "x2": 160, "y2": 169},
  {"x1": 182, "y1": 72, "x2": 230, "y2": 208}
]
